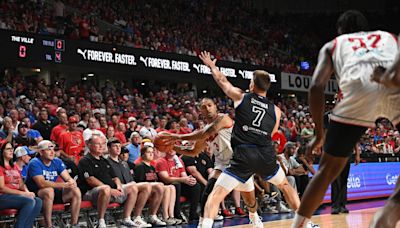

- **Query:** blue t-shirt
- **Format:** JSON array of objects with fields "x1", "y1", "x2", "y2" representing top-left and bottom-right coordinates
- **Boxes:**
[
  {"x1": 26, "y1": 157, "x2": 66, "y2": 192},
  {"x1": 27, "y1": 129, "x2": 42, "y2": 140},
  {"x1": 126, "y1": 143, "x2": 140, "y2": 163},
  {"x1": 21, "y1": 165, "x2": 28, "y2": 181}
]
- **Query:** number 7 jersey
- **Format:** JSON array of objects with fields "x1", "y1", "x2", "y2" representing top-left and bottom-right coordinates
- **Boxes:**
[
  {"x1": 330, "y1": 30, "x2": 400, "y2": 127},
  {"x1": 231, "y1": 93, "x2": 276, "y2": 147}
]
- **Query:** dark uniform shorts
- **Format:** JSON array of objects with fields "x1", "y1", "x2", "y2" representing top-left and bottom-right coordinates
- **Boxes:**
[{"x1": 225, "y1": 144, "x2": 279, "y2": 183}]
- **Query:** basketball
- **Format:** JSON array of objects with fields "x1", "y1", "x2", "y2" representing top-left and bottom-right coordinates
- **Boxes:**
[{"x1": 153, "y1": 132, "x2": 175, "y2": 152}]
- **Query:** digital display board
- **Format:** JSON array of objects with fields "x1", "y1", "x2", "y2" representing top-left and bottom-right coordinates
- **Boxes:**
[
  {"x1": 0, "y1": 30, "x2": 278, "y2": 84},
  {"x1": 312, "y1": 162, "x2": 400, "y2": 203}
]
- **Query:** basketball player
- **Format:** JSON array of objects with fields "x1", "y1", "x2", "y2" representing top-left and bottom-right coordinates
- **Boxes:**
[
  {"x1": 162, "y1": 97, "x2": 313, "y2": 227},
  {"x1": 369, "y1": 36, "x2": 400, "y2": 227},
  {"x1": 291, "y1": 10, "x2": 400, "y2": 228},
  {"x1": 189, "y1": 51, "x2": 292, "y2": 228}
]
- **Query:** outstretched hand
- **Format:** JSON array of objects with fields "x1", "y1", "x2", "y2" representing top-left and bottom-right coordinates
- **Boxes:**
[
  {"x1": 306, "y1": 134, "x2": 324, "y2": 161},
  {"x1": 199, "y1": 51, "x2": 217, "y2": 69},
  {"x1": 370, "y1": 66, "x2": 387, "y2": 84}
]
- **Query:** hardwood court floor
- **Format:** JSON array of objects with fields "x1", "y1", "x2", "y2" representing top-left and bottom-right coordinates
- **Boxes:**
[
  {"x1": 225, "y1": 207, "x2": 379, "y2": 228},
  {"x1": 182, "y1": 199, "x2": 387, "y2": 228}
]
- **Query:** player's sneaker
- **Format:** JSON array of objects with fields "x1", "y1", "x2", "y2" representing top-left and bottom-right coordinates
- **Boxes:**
[
  {"x1": 307, "y1": 221, "x2": 320, "y2": 228},
  {"x1": 249, "y1": 213, "x2": 263, "y2": 228}
]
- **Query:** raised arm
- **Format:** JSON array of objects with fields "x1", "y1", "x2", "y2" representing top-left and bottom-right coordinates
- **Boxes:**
[{"x1": 199, "y1": 51, "x2": 244, "y2": 103}]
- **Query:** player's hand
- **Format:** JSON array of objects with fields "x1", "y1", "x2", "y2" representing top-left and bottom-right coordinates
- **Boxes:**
[
  {"x1": 111, "y1": 189, "x2": 124, "y2": 197},
  {"x1": 306, "y1": 134, "x2": 324, "y2": 161},
  {"x1": 354, "y1": 154, "x2": 361, "y2": 165},
  {"x1": 199, "y1": 51, "x2": 217, "y2": 69},
  {"x1": 370, "y1": 66, "x2": 386, "y2": 84}
]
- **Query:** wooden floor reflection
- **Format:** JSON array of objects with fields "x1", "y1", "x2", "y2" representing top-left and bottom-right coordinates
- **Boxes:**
[{"x1": 226, "y1": 207, "x2": 379, "y2": 228}]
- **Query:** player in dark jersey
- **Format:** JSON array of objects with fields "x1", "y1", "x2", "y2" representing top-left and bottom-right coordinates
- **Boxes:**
[{"x1": 197, "y1": 51, "x2": 294, "y2": 228}]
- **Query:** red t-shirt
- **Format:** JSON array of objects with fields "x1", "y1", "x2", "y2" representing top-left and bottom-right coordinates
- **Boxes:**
[
  {"x1": 114, "y1": 131, "x2": 127, "y2": 144},
  {"x1": 50, "y1": 124, "x2": 68, "y2": 145},
  {"x1": 156, "y1": 157, "x2": 185, "y2": 178},
  {"x1": 59, "y1": 130, "x2": 85, "y2": 163},
  {"x1": 0, "y1": 165, "x2": 22, "y2": 192}
]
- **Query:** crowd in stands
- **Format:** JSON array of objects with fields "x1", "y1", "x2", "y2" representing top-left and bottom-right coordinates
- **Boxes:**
[{"x1": 0, "y1": 67, "x2": 399, "y2": 226}]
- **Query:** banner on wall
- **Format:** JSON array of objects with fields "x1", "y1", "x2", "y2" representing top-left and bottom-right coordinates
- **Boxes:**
[{"x1": 281, "y1": 72, "x2": 338, "y2": 95}]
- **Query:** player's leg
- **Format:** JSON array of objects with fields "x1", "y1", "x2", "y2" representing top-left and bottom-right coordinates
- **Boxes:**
[
  {"x1": 292, "y1": 121, "x2": 366, "y2": 228},
  {"x1": 202, "y1": 172, "x2": 241, "y2": 228},
  {"x1": 268, "y1": 166, "x2": 300, "y2": 210}
]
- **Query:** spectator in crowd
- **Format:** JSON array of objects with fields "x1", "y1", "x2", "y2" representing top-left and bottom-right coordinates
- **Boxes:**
[
  {"x1": 156, "y1": 117, "x2": 168, "y2": 133},
  {"x1": 78, "y1": 136, "x2": 151, "y2": 228},
  {"x1": 14, "y1": 146, "x2": 34, "y2": 180},
  {"x1": 50, "y1": 112, "x2": 68, "y2": 145},
  {"x1": 277, "y1": 142, "x2": 306, "y2": 191},
  {"x1": 14, "y1": 122, "x2": 36, "y2": 148},
  {"x1": 83, "y1": 117, "x2": 106, "y2": 142},
  {"x1": 135, "y1": 144, "x2": 182, "y2": 225},
  {"x1": 58, "y1": 116, "x2": 85, "y2": 164},
  {"x1": 156, "y1": 148, "x2": 201, "y2": 222},
  {"x1": 0, "y1": 116, "x2": 15, "y2": 143},
  {"x1": 139, "y1": 116, "x2": 157, "y2": 140},
  {"x1": 8, "y1": 109, "x2": 19, "y2": 133},
  {"x1": 178, "y1": 118, "x2": 192, "y2": 134},
  {"x1": 125, "y1": 117, "x2": 139, "y2": 140},
  {"x1": 294, "y1": 145, "x2": 316, "y2": 198},
  {"x1": 21, "y1": 117, "x2": 43, "y2": 143},
  {"x1": 0, "y1": 142, "x2": 42, "y2": 228},
  {"x1": 26, "y1": 140, "x2": 81, "y2": 228},
  {"x1": 107, "y1": 139, "x2": 164, "y2": 226},
  {"x1": 300, "y1": 122, "x2": 314, "y2": 143},
  {"x1": 32, "y1": 108, "x2": 54, "y2": 140},
  {"x1": 126, "y1": 131, "x2": 141, "y2": 163}
]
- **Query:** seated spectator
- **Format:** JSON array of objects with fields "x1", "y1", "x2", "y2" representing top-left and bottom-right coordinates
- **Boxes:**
[
  {"x1": 26, "y1": 140, "x2": 81, "y2": 228},
  {"x1": 156, "y1": 149, "x2": 201, "y2": 221},
  {"x1": 135, "y1": 144, "x2": 182, "y2": 225},
  {"x1": 83, "y1": 117, "x2": 106, "y2": 142},
  {"x1": 32, "y1": 108, "x2": 54, "y2": 140},
  {"x1": 78, "y1": 136, "x2": 151, "y2": 228},
  {"x1": 50, "y1": 113, "x2": 68, "y2": 146},
  {"x1": 294, "y1": 145, "x2": 316, "y2": 198},
  {"x1": 58, "y1": 116, "x2": 85, "y2": 164},
  {"x1": 277, "y1": 142, "x2": 306, "y2": 191},
  {"x1": 0, "y1": 116, "x2": 16, "y2": 143},
  {"x1": 14, "y1": 146, "x2": 34, "y2": 180},
  {"x1": 139, "y1": 116, "x2": 157, "y2": 140},
  {"x1": 0, "y1": 142, "x2": 42, "y2": 228},
  {"x1": 126, "y1": 132, "x2": 141, "y2": 163},
  {"x1": 107, "y1": 139, "x2": 165, "y2": 226},
  {"x1": 21, "y1": 117, "x2": 43, "y2": 143},
  {"x1": 125, "y1": 117, "x2": 139, "y2": 140},
  {"x1": 14, "y1": 122, "x2": 37, "y2": 148}
]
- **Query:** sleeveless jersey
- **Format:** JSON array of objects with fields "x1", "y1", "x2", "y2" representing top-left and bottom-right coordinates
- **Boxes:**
[
  {"x1": 205, "y1": 115, "x2": 233, "y2": 170},
  {"x1": 231, "y1": 93, "x2": 276, "y2": 147},
  {"x1": 332, "y1": 30, "x2": 398, "y2": 85},
  {"x1": 330, "y1": 30, "x2": 400, "y2": 127}
]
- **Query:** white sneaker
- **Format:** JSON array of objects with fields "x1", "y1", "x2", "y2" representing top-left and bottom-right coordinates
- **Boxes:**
[
  {"x1": 148, "y1": 215, "x2": 167, "y2": 226},
  {"x1": 132, "y1": 216, "x2": 152, "y2": 227},
  {"x1": 249, "y1": 214, "x2": 263, "y2": 228},
  {"x1": 120, "y1": 218, "x2": 136, "y2": 227},
  {"x1": 215, "y1": 215, "x2": 224, "y2": 221},
  {"x1": 277, "y1": 201, "x2": 293, "y2": 213},
  {"x1": 97, "y1": 219, "x2": 107, "y2": 228},
  {"x1": 307, "y1": 221, "x2": 320, "y2": 228}
]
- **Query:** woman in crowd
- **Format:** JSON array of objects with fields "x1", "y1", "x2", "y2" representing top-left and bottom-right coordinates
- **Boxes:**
[
  {"x1": 134, "y1": 145, "x2": 182, "y2": 225},
  {"x1": 0, "y1": 142, "x2": 42, "y2": 228}
]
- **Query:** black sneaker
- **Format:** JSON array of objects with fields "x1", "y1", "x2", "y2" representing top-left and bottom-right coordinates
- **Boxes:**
[
  {"x1": 331, "y1": 207, "x2": 340, "y2": 214},
  {"x1": 340, "y1": 207, "x2": 349, "y2": 213}
]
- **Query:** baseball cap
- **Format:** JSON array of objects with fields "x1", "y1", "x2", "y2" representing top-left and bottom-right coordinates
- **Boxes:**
[
  {"x1": 37, "y1": 140, "x2": 55, "y2": 151},
  {"x1": 68, "y1": 116, "x2": 78, "y2": 123},
  {"x1": 143, "y1": 142, "x2": 154, "y2": 148},
  {"x1": 14, "y1": 146, "x2": 33, "y2": 158},
  {"x1": 284, "y1": 142, "x2": 296, "y2": 150},
  {"x1": 128, "y1": 117, "x2": 137, "y2": 123},
  {"x1": 130, "y1": 132, "x2": 140, "y2": 139}
]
